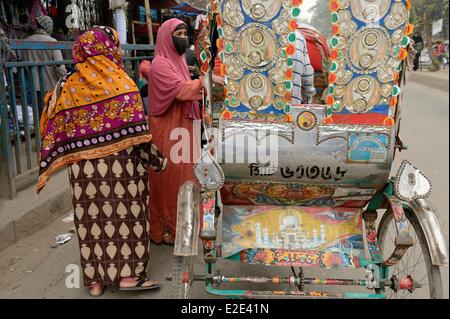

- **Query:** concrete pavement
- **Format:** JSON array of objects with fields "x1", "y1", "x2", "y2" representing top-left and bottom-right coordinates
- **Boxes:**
[
  {"x1": 0, "y1": 171, "x2": 72, "y2": 252},
  {"x1": 407, "y1": 69, "x2": 449, "y2": 92},
  {"x1": 0, "y1": 81, "x2": 448, "y2": 299}
]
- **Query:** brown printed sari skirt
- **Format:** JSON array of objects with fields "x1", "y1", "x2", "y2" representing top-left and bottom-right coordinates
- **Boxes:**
[{"x1": 68, "y1": 143, "x2": 166, "y2": 287}]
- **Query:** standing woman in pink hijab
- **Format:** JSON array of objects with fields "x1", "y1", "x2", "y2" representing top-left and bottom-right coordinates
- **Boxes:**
[{"x1": 147, "y1": 18, "x2": 203, "y2": 244}]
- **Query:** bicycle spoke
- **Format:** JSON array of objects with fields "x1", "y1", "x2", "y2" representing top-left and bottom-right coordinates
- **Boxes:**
[
  {"x1": 379, "y1": 210, "x2": 437, "y2": 299},
  {"x1": 405, "y1": 243, "x2": 416, "y2": 266},
  {"x1": 396, "y1": 256, "x2": 425, "y2": 276},
  {"x1": 418, "y1": 272, "x2": 428, "y2": 284}
]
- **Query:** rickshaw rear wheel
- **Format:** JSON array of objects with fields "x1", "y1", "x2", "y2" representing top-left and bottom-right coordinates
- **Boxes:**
[
  {"x1": 169, "y1": 256, "x2": 194, "y2": 299},
  {"x1": 378, "y1": 208, "x2": 443, "y2": 299}
]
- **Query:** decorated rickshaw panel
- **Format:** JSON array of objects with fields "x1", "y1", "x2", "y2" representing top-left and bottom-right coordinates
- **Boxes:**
[
  {"x1": 222, "y1": 205, "x2": 364, "y2": 269},
  {"x1": 324, "y1": 0, "x2": 412, "y2": 126},
  {"x1": 218, "y1": 105, "x2": 395, "y2": 206},
  {"x1": 217, "y1": 0, "x2": 301, "y2": 120}
]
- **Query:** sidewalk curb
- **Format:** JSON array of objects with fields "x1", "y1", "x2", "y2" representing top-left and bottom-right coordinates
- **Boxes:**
[
  {"x1": 408, "y1": 72, "x2": 449, "y2": 92},
  {"x1": 0, "y1": 173, "x2": 72, "y2": 252}
]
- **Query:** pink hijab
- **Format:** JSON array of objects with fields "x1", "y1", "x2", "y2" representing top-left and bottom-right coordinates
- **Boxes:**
[{"x1": 148, "y1": 18, "x2": 201, "y2": 119}]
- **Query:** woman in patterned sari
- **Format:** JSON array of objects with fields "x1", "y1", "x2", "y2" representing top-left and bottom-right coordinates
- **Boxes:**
[{"x1": 37, "y1": 26, "x2": 167, "y2": 297}]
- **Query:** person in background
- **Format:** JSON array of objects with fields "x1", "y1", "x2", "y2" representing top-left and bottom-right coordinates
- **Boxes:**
[
  {"x1": 292, "y1": 29, "x2": 316, "y2": 104},
  {"x1": 183, "y1": 16, "x2": 199, "y2": 79},
  {"x1": 21, "y1": 15, "x2": 67, "y2": 114},
  {"x1": 0, "y1": 18, "x2": 17, "y2": 63},
  {"x1": 443, "y1": 41, "x2": 449, "y2": 69},
  {"x1": 406, "y1": 42, "x2": 418, "y2": 72},
  {"x1": 411, "y1": 32, "x2": 424, "y2": 71},
  {"x1": 182, "y1": 16, "x2": 195, "y2": 47},
  {"x1": 37, "y1": 26, "x2": 167, "y2": 297},
  {"x1": 435, "y1": 41, "x2": 447, "y2": 66},
  {"x1": 53, "y1": 26, "x2": 72, "y2": 61},
  {"x1": 0, "y1": 19, "x2": 16, "y2": 94},
  {"x1": 147, "y1": 18, "x2": 204, "y2": 245},
  {"x1": 185, "y1": 43, "x2": 199, "y2": 79},
  {"x1": 139, "y1": 60, "x2": 151, "y2": 115},
  {"x1": 296, "y1": 24, "x2": 330, "y2": 104},
  {"x1": 53, "y1": 26, "x2": 67, "y2": 41}
]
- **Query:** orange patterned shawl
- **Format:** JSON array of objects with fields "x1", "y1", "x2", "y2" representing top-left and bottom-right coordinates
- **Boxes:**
[{"x1": 37, "y1": 26, "x2": 151, "y2": 193}]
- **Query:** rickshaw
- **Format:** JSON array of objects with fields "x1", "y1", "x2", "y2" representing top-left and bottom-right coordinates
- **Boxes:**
[{"x1": 167, "y1": 0, "x2": 449, "y2": 299}]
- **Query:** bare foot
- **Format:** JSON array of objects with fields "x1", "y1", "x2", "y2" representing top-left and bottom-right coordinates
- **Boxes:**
[
  {"x1": 162, "y1": 233, "x2": 175, "y2": 245},
  {"x1": 88, "y1": 281, "x2": 105, "y2": 297}
]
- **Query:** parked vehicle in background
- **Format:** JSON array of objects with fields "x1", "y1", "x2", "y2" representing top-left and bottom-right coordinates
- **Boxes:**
[
  {"x1": 419, "y1": 48, "x2": 433, "y2": 70},
  {"x1": 7, "y1": 105, "x2": 35, "y2": 140}
]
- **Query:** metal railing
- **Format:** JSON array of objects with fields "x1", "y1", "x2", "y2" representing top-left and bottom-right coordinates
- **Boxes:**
[{"x1": 0, "y1": 40, "x2": 154, "y2": 199}]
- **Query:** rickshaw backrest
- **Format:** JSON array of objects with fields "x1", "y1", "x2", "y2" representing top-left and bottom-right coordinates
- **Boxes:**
[
  {"x1": 216, "y1": 0, "x2": 411, "y2": 123},
  {"x1": 212, "y1": 0, "x2": 412, "y2": 208}
]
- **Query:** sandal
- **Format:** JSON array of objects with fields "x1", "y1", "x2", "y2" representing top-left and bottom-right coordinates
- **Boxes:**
[
  {"x1": 88, "y1": 281, "x2": 105, "y2": 297},
  {"x1": 119, "y1": 276, "x2": 161, "y2": 291},
  {"x1": 162, "y1": 232, "x2": 175, "y2": 246}
]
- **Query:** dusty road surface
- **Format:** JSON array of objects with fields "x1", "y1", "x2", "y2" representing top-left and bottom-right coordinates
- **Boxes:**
[{"x1": 0, "y1": 81, "x2": 448, "y2": 299}]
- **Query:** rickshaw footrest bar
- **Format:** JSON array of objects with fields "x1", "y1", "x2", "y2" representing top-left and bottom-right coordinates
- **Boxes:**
[{"x1": 213, "y1": 275, "x2": 368, "y2": 287}]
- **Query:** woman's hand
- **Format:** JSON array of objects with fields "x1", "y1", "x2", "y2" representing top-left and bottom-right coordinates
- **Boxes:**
[
  {"x1": 139, "y1": 142, "x2": 168, "y2": 172},
  {"x1": 198, "y1": 76, "x2": 205, "y2": 95},
  {"x1": 212, "y1": 75, "x2": 225, "y2": 86}
]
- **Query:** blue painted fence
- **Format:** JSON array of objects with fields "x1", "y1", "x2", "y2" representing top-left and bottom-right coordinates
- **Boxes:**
[{"x1": 0, "y1": 40, "x2": 154, "y2": 199}]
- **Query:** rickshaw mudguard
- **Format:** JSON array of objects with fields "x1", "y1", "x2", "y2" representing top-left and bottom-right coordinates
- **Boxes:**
[
  {"x1": 403, "y1": 199, "x2": 449, "y2": 267},
  {"x1": 174, "y1": 181, "x2": 201, "y2": 257},
  {"x1": 367, "y1": 181, "x2": 449, "y2": 267}
]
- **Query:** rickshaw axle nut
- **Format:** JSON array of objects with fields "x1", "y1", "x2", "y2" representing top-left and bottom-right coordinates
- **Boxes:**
[
  {"x1": 399, "y1": 276, "x2": 415, "y2": 292},
  {"x1": 181, "y1": 272, "x2": 190, "y2": 283}
]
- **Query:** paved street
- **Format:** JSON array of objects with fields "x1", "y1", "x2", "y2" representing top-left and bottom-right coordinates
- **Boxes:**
[{"x1": 0, "y1": 80, "x2": 448, "y2": 299}]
